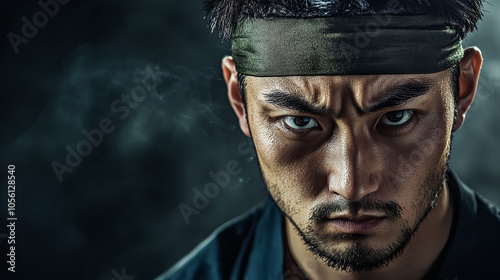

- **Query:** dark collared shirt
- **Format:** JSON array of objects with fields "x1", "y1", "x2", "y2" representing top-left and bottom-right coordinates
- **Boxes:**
[{"x1": 157, "y1": 172, "x2": 500, "y2": 280}]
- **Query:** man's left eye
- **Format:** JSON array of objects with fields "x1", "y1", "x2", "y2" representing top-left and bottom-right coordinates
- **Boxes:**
[
  {"x1": 283, "y1": 116, "x2": 319, "y2": 130},
  {"x1": 379, "y1": 110, "x2": 414, "y2": 126}
]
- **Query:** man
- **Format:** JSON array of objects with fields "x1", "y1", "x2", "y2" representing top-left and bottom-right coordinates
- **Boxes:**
[{"x1": 158, "y1": 0, "x2": 500, "y2": 279}]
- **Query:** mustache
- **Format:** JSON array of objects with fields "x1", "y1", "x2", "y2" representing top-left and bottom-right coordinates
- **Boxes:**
[{"x1": 310, "y1": 197, "x2": 403, "y2": 222}]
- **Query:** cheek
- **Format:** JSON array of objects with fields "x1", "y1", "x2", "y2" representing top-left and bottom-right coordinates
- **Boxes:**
[
  {"x1": 249, "y1": 113, "x2": 323, "y2": 218},
  {"x1": 382, "y1": 120, "x2": 446, "y2": 183},
  {"x1": 252, "y1": 123, "x2": 317, "y2": 193},
  {"x1": 379, "y1": 107, "x2": 452, "y2": 214},
  {"x1": 249, "y1": 103, "x2": 316, "y2": 177}
]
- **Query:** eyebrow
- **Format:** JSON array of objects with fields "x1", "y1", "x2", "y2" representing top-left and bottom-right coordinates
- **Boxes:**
[
  {"x1": 262, "y1": 80, "x2": 432, "y2": 116},
  {"x1": 363, "y1": 80, "x2": 432, "y2": 114},
  {"x1": 263, "y1": 91, "x2": 328, "y2": 115}
]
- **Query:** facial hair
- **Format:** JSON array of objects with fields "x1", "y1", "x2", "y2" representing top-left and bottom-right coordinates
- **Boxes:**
[{"x1": 262, "y1": 160, "x2": 448, "y2": 273}]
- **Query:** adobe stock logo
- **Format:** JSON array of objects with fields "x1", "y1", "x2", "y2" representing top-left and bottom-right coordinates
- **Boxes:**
[
  {"x1": 51, "y1": 64, "x2": 168, "y2": 183},
  {"x1": 7, "y1": 0, "x2": 71, "y2": 54},
  {"x1": 178, "y1": 139, "x2": 257, "y2": 225}
]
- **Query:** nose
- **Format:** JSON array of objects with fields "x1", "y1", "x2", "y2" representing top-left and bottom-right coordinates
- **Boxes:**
[{"x1": 326, "y1": 128, "x2": 380, "y2": 202}]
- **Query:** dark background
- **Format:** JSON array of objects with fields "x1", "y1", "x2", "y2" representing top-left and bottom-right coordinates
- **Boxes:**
[{"x1": 0, "y1": 1, "x2": 498, "y2": 279}]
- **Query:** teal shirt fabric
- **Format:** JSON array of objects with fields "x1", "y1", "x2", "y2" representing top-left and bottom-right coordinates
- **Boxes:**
[{"x1": 157, "y1": 172, "x2": 500, "y2": 280}]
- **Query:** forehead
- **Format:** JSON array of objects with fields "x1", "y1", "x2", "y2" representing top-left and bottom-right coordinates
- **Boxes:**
[{"x1": 245, "y1": 70, "x2": 451, "y2": 112}]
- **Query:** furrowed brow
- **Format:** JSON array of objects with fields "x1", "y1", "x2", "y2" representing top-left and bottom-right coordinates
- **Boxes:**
[
  {"x1": 364, "y1": 81, "x2": 432, "y2": 114},
  {"x1": 263, "y1": 91, "x2": 328, "y2": 115}
]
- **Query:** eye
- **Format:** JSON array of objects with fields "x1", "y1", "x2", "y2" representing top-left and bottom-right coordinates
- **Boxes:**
[
  {"x1": 283, "y1": 116, "x2": 319, "y2": 130},
  {"x1": 379, "y1": 110, "x2": 414, "y2": 126}
]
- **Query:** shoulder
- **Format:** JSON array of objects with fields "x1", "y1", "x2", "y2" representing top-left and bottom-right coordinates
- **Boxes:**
[
  {"x1": 464, "y1": 185, "x2": 500, "y2": 251},
  {"x1": 474, "y1": 191, "x2": 500, "y2": 226},
  {"x1": 154, "y1": 201, "x2": 268, "y2": 280},
  {"x1": 456, "y1": 174, "x2": 500, "y2": 233},
  {"x1": 438, "y1": 172, "x2": 500, "y2": 279}
]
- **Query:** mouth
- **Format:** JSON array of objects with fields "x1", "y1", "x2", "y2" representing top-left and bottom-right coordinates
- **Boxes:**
[{"x1": 327, "y1": 215, "x2": 386, "y2": 234}]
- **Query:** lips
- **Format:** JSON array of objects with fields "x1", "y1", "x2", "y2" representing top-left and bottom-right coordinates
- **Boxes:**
[{"x1": 327, "y1": 216, "x2": 386, "y2": 234}]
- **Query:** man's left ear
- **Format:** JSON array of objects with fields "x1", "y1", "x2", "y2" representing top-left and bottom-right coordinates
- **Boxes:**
[{"x1": 453, "y1": 46, "x2": 483, "y2": 131}]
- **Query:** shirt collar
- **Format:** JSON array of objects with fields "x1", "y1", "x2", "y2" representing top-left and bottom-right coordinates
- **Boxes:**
[{"x1": 244, "y1": 196, "x2": 284, "y2": 279}]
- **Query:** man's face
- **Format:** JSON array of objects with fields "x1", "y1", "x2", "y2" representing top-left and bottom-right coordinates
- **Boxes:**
[{"x1": 244, "y1": 71, "x2": 456, "y2": 272}]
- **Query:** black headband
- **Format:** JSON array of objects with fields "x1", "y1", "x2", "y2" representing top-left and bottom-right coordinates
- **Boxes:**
[{"x1": 232, "y1": 15, "x2": 464, "y2": 76}]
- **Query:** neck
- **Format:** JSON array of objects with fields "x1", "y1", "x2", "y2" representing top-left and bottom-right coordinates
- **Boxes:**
[{"x1": 284, "y1": 182, "x2": 454, "y2": 280}]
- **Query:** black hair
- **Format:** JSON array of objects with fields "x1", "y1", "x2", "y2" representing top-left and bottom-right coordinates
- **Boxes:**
[
  {"x1": 450, "y1": 62, "x2": 461, "y2": 114},
  {"x1": 237, "y1": 72, "x2": 247, "y2": 109},
  {"x1": 204, "y1": 0, "x2": 485, "y2": 41}
]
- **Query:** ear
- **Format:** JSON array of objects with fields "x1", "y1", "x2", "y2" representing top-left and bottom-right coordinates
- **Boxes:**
[
  {"x1": 222, "y1": 56, "x2": 251, "y2": 137},
  {"x1": 453, "y1": 47, "x2": 483, "y2": 131}
]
